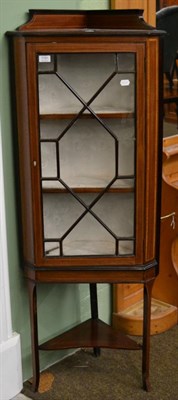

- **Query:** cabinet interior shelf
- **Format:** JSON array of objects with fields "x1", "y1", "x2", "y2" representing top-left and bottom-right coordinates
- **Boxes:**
[
  {"x1": 42, "y1": 186, "x2": 134, "y2": 193},
  {"x1": 42, "y1": 177, "x2": 135, "y2": 193},
  {"x1": 40, "y1": 111, "x2": 134, "y2": 120}
]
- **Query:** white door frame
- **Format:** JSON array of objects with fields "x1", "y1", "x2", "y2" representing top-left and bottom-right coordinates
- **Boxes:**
[{"x1": 0, "y1": 120, "x2": 23, "y2": 399}]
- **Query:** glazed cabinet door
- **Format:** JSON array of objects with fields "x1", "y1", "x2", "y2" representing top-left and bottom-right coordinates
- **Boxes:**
[{"x1": 26, "y1": 40, "x2": 146, "y2": 268}]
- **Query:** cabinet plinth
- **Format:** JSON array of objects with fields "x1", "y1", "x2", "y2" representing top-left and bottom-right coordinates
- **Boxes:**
[{"x1": 7, "y1": 9, "x2": 163, "y2": 392}]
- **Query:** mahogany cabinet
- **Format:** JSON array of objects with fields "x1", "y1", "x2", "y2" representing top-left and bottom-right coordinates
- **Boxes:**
[{"x1": 7, "y1": 9, "x2": 163, "y2": 392}]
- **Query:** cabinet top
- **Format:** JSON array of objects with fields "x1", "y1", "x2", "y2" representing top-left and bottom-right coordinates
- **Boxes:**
[{"x1": 7, "y1": 9, "x2": 163, "y2": 37}]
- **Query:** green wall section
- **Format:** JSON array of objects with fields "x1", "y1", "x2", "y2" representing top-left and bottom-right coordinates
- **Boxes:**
[{"x1": 1, "y1": 0, "x2": 110, "y2": 381}]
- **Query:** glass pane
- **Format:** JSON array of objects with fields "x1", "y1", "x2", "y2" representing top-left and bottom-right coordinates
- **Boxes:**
[
  {"x1": 54, "y1": 53, "x2": 115, "y2": 101},
  {"x1": 38, "y1": 51, "x2": 136, "y2": 258},
  {"x1": 38, "y1": 74, "x2": 82, "y2": 115},
  {"x1": 92, "y1": 193, "x2": 134, "y2": 237},
  {"x1": 119, "y1": 241, "x2": 134, "y2": 255},
  {"x1": 63, "y1": 214, "x2": 115, "y2": 256},
  {"x1": 38, "y1": 53, "x2": 135, "y2": 115},
  {"x1": 91, "y1": 74, "x2": 135, "y2": 113},
  {"x1": 44, "y1": 242, "x2": 60, "y2": 256},
  {"x1": 59, "y1": 118, "x2": 115, "y2": 188},
  {"x1": 118, "y1": 139, "x2": 135, "y2": 176},
  {"x1": 110, "y1": 179, "x2": 134, "y2": 190},
  {"x1": 42, "y1": 193, "x2": 85, "y2": 239},
  {"x1": 117, "y1": 53, "x2": 135, "y2": 72},
  {"x1": 103, "y1": 118, "x2": 135, "y2": 177},
  {"x1": 41, "y1": 142, "x2": 57, "y2": 178},
  {"x1": 40, "y1": 119, "x2": 70, "y2": 140},
  {"x1": 38, "y1": 54, "x2": 55, "y2": 72}
]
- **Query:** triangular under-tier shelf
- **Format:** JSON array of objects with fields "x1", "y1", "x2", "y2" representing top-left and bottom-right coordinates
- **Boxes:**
[
  {"x1": 39, "y1": 318, "x2": 141, "y2": 351},
  {"x1": 113, "y1": 298, "x2": 178, "y2": 336}
]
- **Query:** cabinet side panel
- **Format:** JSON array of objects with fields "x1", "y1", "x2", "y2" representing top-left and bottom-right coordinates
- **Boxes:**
[
  {"x1": 144, "y1": 38, "x2": 161, "y2": 262},
  {"x1": 13, "y1": 37, "x2": 35, "y2": 264}
]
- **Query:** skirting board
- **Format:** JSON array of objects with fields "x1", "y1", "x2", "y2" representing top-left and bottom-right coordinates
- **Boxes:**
[{"x1": 0, "y1": 332, "x2": 23, "y2": 400}]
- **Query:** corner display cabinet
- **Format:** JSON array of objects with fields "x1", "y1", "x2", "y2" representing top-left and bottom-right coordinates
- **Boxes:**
[{"x1": 7, "y1": 10, "x2": 163, "y2": 392}]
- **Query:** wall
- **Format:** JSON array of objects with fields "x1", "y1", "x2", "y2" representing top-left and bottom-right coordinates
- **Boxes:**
[{"x1": 1, "y1": 0, "x2": 110, "y2": 382}]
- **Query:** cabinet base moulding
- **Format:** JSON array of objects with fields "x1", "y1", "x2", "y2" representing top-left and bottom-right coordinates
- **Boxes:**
[{"x1": 112, "y1": 298, "x2": 178, "y2": 336}]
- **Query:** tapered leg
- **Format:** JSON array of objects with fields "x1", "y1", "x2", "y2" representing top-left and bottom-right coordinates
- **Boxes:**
[
  {"x1": 89, "y1": 283, "x2": 100, "y2": 356},
  {"x1": 28, "y1": 279, "x2": 40, "y2": 392},
  {"x1": 142, "y1": 279, "x2": 154, "y2": 392}
]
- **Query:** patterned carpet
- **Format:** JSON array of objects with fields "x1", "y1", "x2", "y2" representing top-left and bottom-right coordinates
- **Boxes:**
[{"x1": 23, "y1": 325, "x2": 178, "y2": 400}]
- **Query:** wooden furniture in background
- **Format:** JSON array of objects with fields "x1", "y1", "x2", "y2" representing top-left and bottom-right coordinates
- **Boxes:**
[
  {"x1": 113, "y1": 136, "x2": 178, "y2": 336},
  {"x1": 159, "y1": 0, "x2": 178, "y2": 9},
  {"x1": 153, "y1": 135, "x2": 178, "y2": 309},
  {"x1": 7, "y1": 10, "x2": 163, "y2": 393},
  {"x1": 163, "y1": 82, "x2": 178, "y2": 124},
  {"x1": 156, "y1": 5, "x2": 178, "y2": 124},
  {"x1": 111, "y1": 0, "x2": 156, "y2": 25},
  {"x1": 112, "y1": 2, "x2": 178, "y2": 338}
]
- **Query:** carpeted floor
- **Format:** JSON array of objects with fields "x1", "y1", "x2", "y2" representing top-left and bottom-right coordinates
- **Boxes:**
[{"x1": 23, "y1": 325, "x2": 178, "y2": 400}]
